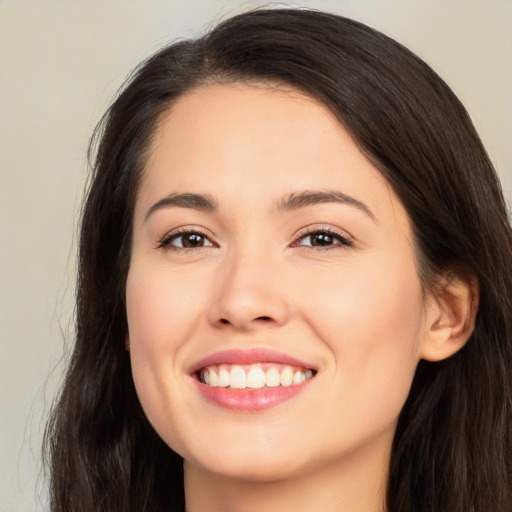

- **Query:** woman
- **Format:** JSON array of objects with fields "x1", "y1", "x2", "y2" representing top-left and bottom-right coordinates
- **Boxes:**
[{"x1": 44, "y1": 8, "x2": 512, "y2": 512}]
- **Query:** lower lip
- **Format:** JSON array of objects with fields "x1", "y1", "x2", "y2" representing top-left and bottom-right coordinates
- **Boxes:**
[{"x1": 194, "y1": 379, "x2": 312, "y2": 411}]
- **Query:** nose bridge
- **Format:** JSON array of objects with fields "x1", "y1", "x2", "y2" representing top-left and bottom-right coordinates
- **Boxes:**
[{"x1": 208, "y1": 243, "x2": 290, "y2": 330}]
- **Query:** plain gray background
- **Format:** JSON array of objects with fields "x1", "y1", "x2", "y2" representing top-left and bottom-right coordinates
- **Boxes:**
[{"x1": 1, "y1": 1, "x2": 511, "y2": 510}]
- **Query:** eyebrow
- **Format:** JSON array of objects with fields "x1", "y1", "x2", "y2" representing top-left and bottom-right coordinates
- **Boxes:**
[
  {"x1": 276, "y1": 190, "x2": 376, "y2": 220},
  {"x1": 144, "y1": 193, "x2": 218, "y2": 222},
  {"x1": 144, "y1": 189, "x2": 375, "y2": 222}
]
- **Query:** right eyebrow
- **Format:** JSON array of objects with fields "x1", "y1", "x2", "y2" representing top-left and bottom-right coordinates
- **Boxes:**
[
  {"x1": 144, "y1": 193, "x2": 218, "y2": 223},
  {"x1": 275, "y1": 189, "x2": 376, "y2": 221}
]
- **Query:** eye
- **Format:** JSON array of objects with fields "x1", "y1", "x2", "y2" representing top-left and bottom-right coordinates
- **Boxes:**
[
  {"x1": 158, "y1": 229, "x2": 215, "y2": 250},
  {"x1": 293, "y1": 228, "x2": 353, "y2": 250}
]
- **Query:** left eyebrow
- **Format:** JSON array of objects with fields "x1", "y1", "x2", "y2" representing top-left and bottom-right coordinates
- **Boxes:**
[
  {"x1": 275, "y1": 190, "x2": 376, "y2": 221},
  {"x1": 144, "y1": 193, "x2": 218, "y2": 223}
]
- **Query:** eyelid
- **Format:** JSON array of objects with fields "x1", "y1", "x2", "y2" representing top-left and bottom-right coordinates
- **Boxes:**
[
  {"x1": 157, "y1": 226, "x2": 217, "y2": 250},
  {"x1": 291, "y1": 225, "x2": 354, "y2": 249},
  {"x1": 155, "y1": 224, "x2": 353, "y2": 251}
]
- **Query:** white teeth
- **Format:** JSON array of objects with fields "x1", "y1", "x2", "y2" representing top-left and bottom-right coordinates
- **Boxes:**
[
  {"x1": 265, "y1": 367, "x2": 281, "y2": 387},
  {"x1": 200, "y1": 363, "x2": 315, "y2": 389},
  {"x1": 218, "y1": 367, "x2": 230, "y2": 387},
  {"x1": 230, "y1": 365, "x2": 247, "y2": 389},
  {"x1": 280, "y1": 366, "x2": 294, "y2": 386},
  {"x1": 247, "y1": 366, "x2": 266, "y2": 389},
  {"x1": 293, "y1": 370, "x2": 303, "y2": 385}
]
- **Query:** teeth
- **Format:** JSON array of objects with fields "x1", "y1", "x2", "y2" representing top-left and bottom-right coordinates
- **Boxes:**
[
  {"x1": 200, "y1": 363, "x2": 314, "y2": 389},
  {"x1": 265, "y1": 367, "x2": 280, "y2": 387},
  {"x1": 247, "y1": 366, "x2": 266, "y2": 389},
  {"x1": 293, "y1": 370, "x2": 303, "y2": 385},
  {"x1": 218, "y1": 367, "x2": 230, "y2": 387},
  {"x1": 230, "y1": 365, "x2": 247, "y2": 389},
  {"x1": 280, "y1": 366, "x2": 293, "y2": 386}
]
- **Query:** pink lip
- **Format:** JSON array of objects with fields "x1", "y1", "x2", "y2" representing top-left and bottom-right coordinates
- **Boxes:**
[
  {"x1": 189, "y1": 348, "x2": 315, "y2": 374},
  {"x1": 194, "y1": 380, "x2": 312, "y2": 411},
  {"x1": 189, "y1": 348, "x2": 316, "y2": 412}
]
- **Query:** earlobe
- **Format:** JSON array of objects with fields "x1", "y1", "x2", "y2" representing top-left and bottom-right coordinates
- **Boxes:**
[{"x1": 420, "y1": 271, "x2": 479, "y2": 362}]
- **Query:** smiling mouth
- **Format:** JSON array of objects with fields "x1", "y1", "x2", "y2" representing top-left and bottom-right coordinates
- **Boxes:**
[
  {"x1": 197, "y1": 363, "x2": 316, "y2": 390},
  {"x1": 190, "y1": 349, "x2": 318, "y2": 410}
]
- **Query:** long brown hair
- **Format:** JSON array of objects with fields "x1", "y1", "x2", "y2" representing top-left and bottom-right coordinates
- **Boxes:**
[{"x1": 44, "y1": 8, "x2": 512, "y2": 511}]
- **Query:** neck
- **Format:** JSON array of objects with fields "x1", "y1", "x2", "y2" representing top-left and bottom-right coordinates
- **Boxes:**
[{"x1": 184, "y1": 433, "x2": 391, "y2": 512}]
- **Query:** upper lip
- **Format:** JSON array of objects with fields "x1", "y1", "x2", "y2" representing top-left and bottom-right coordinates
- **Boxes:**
[{"x1": 189, "y1": 348, "x2": 317, "y2": 375}]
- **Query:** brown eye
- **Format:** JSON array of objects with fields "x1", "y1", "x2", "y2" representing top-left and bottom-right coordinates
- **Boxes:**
[
  {"x1": 161, "y1": 230, "x2": 214, "y2": 250},
  {"x1": 179, "y1": 233, "x2": 207, "y2": 248},
  {"x1": 309, "y1": 232, "x2": 336, "y2": 246},
  {"x1": 296, "y1": 230, "x2": 352, "y2": 249}
]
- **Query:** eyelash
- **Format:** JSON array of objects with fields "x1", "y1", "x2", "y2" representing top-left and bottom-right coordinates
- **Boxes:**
[
  {"x1": 292, "y1": 227, "x2": 353, "y2": 251},
  {"x1": 157, "y1": 227, "x2": 214, "y2": 251},
  {"x1": 157, "y1": 227, "x2": 353, "y2": 252}
]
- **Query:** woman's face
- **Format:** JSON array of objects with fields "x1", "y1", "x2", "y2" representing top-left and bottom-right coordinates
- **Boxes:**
[{"x1": 126, "y1": 83, "x2": 435, "y2": 482}]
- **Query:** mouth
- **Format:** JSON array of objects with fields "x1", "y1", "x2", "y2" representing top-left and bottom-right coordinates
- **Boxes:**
[
  {"x1": 197, "y1": 363, "x2": 315, "y2": 389},
  {"x1": 190, "y1": 349, "x2": 318, "y2": 411}
]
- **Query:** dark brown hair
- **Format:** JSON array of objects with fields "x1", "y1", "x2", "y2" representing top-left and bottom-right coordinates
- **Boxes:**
[{"x1": 44, "y1": 8, "x2": 512, "y2": 511}]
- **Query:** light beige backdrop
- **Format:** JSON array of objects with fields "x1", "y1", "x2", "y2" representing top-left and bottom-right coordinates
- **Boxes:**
[{"x1": 1, "y1": 1, "x2": 511, "y2": 510}]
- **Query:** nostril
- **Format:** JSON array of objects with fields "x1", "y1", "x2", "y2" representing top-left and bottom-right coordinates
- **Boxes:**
[{"x1": 219, "y1": 316, "x2": 272, "y2": 325}]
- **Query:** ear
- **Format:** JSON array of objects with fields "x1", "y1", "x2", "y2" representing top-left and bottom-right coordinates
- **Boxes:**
[
  {"x1": 419, "y1": 270, "x2": 479, "y2": 362},
  {"x1": 125, "y1": 336, "x2": 130, "y2": 352}
]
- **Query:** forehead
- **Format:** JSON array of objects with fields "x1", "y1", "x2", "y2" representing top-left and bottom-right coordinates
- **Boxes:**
[
  {"x1": 146, "y1": 82, "x2": 346, "y2": 180},
  {"x1": 137, "y1": 82, "x2": 408, "y2": 231}
]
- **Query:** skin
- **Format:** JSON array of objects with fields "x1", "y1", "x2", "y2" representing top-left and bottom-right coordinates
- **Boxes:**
[{"x1": 126, "y1": 83, "x2": 475, "y2": 512}]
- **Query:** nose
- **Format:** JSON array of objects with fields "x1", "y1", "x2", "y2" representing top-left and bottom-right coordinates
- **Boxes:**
[{"x1": 207, "y1": 251, "x2": 291, "y2": 332}]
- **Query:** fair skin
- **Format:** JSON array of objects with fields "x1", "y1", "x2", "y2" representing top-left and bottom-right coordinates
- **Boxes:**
[{"x1": 126, "y1": 83, "x2": 475, "y2": 512}]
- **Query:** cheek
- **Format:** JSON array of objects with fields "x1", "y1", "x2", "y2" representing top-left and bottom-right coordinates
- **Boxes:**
[
  {"x1": 300, "y1": 252, "x2": 424, "y2": 345},
  {"x1": 297, "y1": 253, "x2": 425, "y2": 420},
  {"x1": 126, "y1": 263, "x2": 206, "y2": 354},
  {"x1": 125, "y1": 264, "x2": 206, "y2": 443}
]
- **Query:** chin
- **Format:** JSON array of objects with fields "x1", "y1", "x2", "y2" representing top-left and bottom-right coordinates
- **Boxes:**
[
  {"x1": 178, "y1": 429, "x2": 313, "y2": 483},
  {"x1": 189, "y1": 452, "x2": 309, "y2": 483}
]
